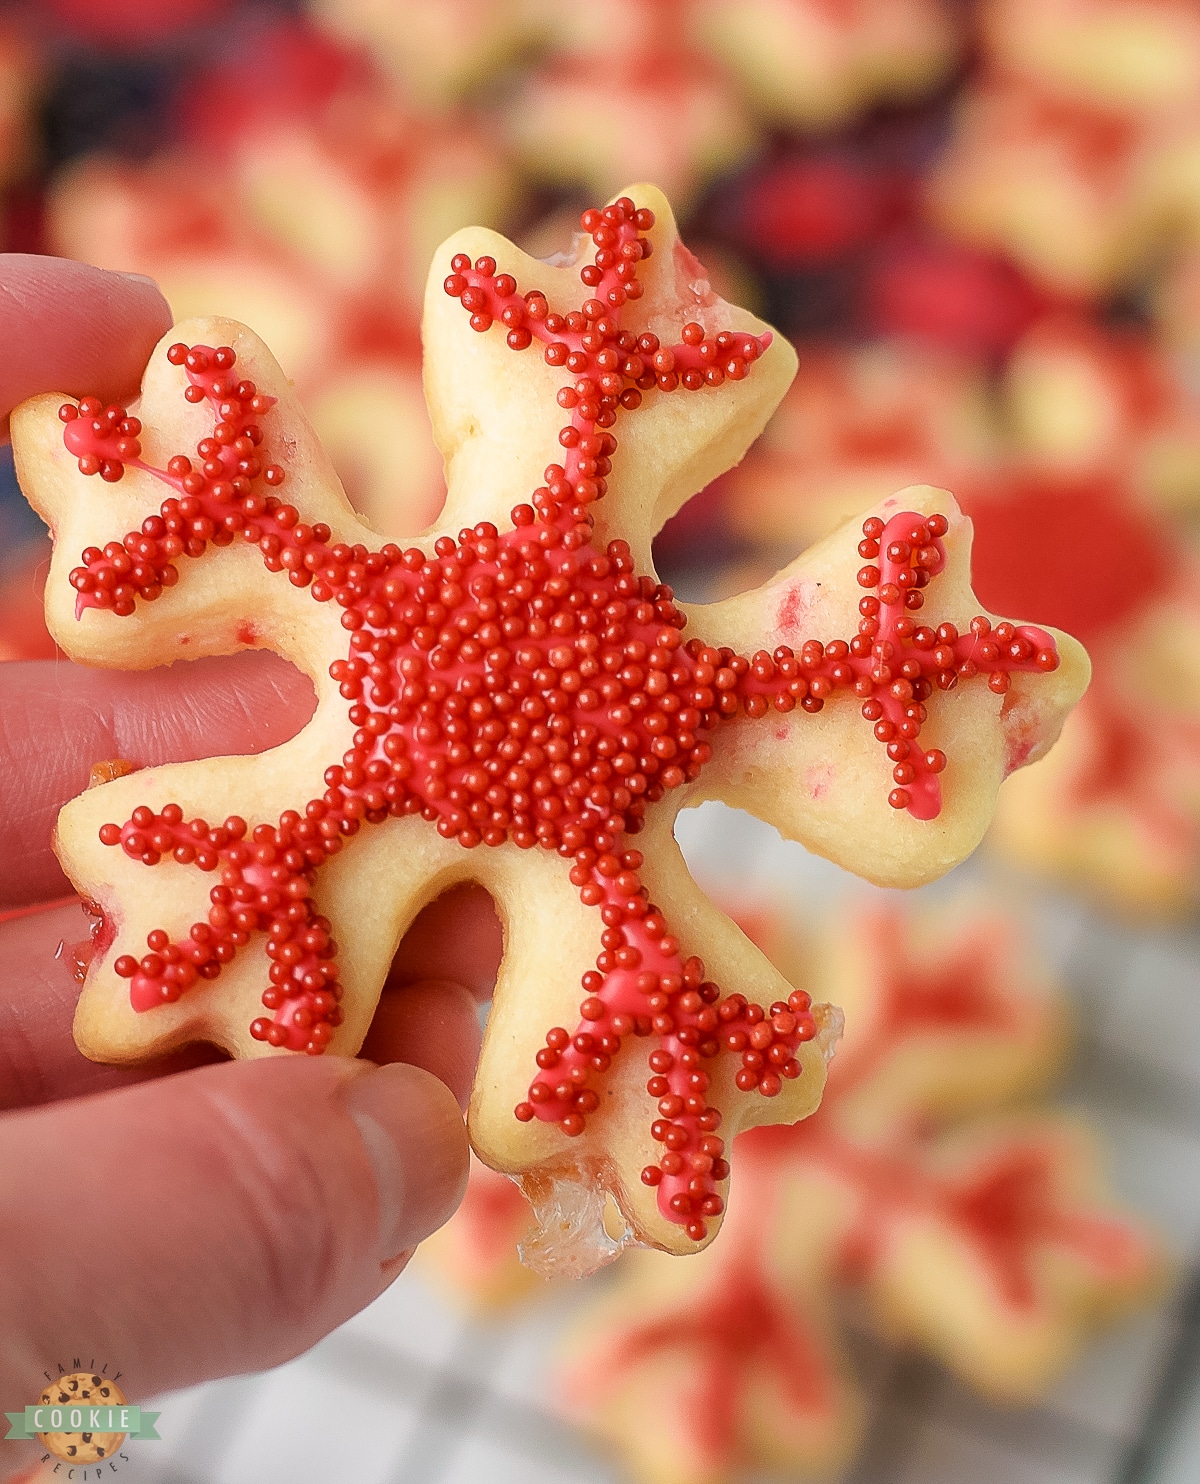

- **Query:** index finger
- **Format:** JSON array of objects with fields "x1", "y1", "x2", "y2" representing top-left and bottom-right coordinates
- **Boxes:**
[
  {"x1": 0, "y1": 254, "x2": 173, "y2": 439},
  {"x1": 0, "y1": 654, "x2": 316, "y2": 909}
]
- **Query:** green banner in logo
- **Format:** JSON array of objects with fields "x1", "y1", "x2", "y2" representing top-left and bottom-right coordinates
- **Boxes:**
[{"x1": 4, "y1": 1405, "x2": 160, "y2": 1440}]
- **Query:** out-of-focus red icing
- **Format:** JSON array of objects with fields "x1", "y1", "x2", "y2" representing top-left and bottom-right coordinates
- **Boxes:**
[
  {"x1": 590, "y1": 1259, "x2": 837, "y2": 1454},
  {"x1": 962, "y1": 475, "x2": 1171, "y2": 650},
  {"x1": 180, "y1": 20, "x2": 363, "y2": 148},
  {"x1": 964, "y1": 474, "x2": 1195, "y2": 826},
  {"x1": 45, "y1": 0, "x2": 231, "y2": 44},
  {"x1": 818, "y1": 1129, "x2": 1143, "y2": 1307},
  {"x1": 866, "y1": 238, "x2": 1050, "y2": 355},
  {"x1": 822, "y1": 908, "x2": 1014, "y2": 1107},
  {"x1": 580, "y1": 907, "x2": 1152, "y2": 1451},
  {"x1": 735, "y1": 155, "x2": 899, "y2": 268}
]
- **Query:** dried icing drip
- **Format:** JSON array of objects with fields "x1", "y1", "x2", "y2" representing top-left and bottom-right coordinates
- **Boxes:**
[
  {"x1": 518, "y1": 1168, "x2": 634, "y2": 1279},
  {"x1": 62, "y1": 198, "x2": 1060, "y2": 1240}
]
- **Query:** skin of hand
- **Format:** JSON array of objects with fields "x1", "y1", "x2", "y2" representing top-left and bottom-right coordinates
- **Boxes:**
[{"x1": 0, "y1": 255, "x2": 501, "y2": 1478}]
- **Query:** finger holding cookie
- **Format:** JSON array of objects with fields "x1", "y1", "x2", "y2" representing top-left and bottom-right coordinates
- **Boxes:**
[{"x1": 0, "y1": 256, "x2": 496, "y2": 1446}]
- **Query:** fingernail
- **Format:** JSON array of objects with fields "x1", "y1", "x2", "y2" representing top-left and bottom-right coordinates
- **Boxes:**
[
  {"x1": 341, "y1": 1063, "x2": 468, "y2": 1260},
  {"x1": 117, "y1": 271, "x2": 162, "y2": 291}
]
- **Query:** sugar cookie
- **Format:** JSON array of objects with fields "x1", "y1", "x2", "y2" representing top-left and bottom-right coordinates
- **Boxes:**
[{"x1": 12, "y1": 186, "x2": 1087, "y2": 1265}]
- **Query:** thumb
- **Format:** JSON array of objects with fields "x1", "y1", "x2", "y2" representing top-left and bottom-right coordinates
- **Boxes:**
[{"x1": 0, "y1": 1056, "x2": 468, "y2": 1418}]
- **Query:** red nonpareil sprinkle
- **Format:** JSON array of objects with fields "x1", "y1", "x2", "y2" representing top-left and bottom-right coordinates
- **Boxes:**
[{"x1": 65, "y1": 196, "x2": 1060, "y2": 1240}]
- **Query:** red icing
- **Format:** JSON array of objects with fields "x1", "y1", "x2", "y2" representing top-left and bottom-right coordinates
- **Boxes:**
[
  {"x1": 590, "y1": 1257, "x2": 836, "y2": 1450},
  {"x1": 962, "y1": 473, "x2": 1197, "y2": 835},
  {"x1": 823, "y1": 908, "x2": 1015, "y2": 1108},
  {"x1": 775, "y1": 583, "x2": 806, "y2": 635},
  {"x1": 71, "y1": 898, "x2": 117, "y2": 984},
  {"x1": 62, "y1": 199, "x2": 1061, "y2": 1239},
  {"x1": 735, "y1": 156, "x2": 897, "y2": 268},
  {"x1": 866, "y1": 237, "x2": 1050, "y2": 356},
  {"x1": 962, "y1": 475, "x2": 1172, "y2": 650}
]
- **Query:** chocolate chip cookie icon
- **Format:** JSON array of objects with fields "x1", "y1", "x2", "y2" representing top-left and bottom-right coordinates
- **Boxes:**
[{"x1": 37, "y1": 1373, "x2": 126, "y2": 1463}]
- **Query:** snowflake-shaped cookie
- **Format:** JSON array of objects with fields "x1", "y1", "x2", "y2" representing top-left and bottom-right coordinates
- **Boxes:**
[
  {"x1": 930, "y1": 0, "x2": 1200, "y2": 298},
  {"x1": 560, "y1": 896, "x2": 1163, "y2": 1481},
  {"x1": 12, "y1": 185, "x2": 1087, "y2": 1263}
]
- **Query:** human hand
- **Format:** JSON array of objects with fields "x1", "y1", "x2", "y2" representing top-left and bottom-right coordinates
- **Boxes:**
[{"x1": 0, "y1": 256, "x2": 498, "y2": 1477}]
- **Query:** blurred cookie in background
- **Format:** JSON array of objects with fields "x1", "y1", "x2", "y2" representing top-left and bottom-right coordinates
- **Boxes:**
[
  {"x1": 981, "y1": 0, "x2": 1200, "y2": 116},
  {"x1": 930, "y1": 0, "x2": 1200, "y2": 299},
  {"x1": 507, "y1": 0, "x2": 963, "y2": 212},
  {"x1": 720, "y1": 340, "x2": 1001, "y2": 553},
  {"x1": 420, "y1": 1156, "x2": 539, "y2": 1311},
  {"x1": 310, "y1": 0, "x2": 545, "y2": 114},
  {"x1": 557, "y1": 893, "x2": 1162, "y2": 1483},
  {"x1": 46, "y1": 19, "x2": 520, "y2": 540},
  {"x1": 508, "y1": 0, "x2": 758, "y2": 212},
  {"x1": 1001, "y1": 315, "x2": 1200, "y2": 514},
  {"x1": 692, "y1": 0, "x2": 961, "y2": 133}
]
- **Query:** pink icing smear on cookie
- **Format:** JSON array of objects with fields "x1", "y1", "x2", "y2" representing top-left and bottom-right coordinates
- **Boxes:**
[{"x1": 59, "y1": 198, "x2": 1061, "y2": 1240}]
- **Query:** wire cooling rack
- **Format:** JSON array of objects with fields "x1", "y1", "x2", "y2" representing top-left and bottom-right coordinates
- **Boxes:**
[{"x1": 36, "y1": 805, "x2": 1200, "y2": 1484}]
